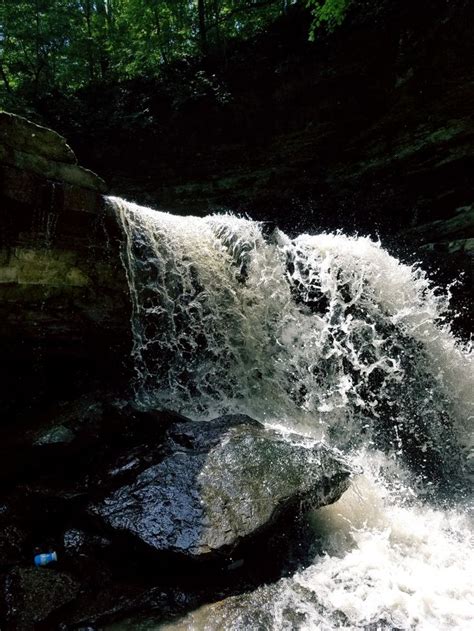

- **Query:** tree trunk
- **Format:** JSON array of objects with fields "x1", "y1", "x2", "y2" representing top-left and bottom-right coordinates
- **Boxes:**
[
  {"x1": 198, "y1": 0, "x2": 208, "y2": 55},
  {"x1": 95, "y1": 0, "x2": 110, "y2": 80},
  {"x1": 82, "y1": 0, "x2": 95, "y2": 81},
  {"x1": 152, "y1": 6, "x2": 169, "y2": 65}
]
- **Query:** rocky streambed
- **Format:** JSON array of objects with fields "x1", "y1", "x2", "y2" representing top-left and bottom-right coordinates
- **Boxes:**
[{"x1": 0, "y1": 392, "x2": 354, "y2": 629}]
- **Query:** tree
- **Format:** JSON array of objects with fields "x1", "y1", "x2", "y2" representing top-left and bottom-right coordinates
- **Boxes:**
[
  {"x1": 0, "y1": 0, "x2": 300, "y2": 106},
  {"x1": 306, "y1": 0, "x2": 351, "y2": 40},
  {"x1": 0, "y1": 0, "x2": 81, "y2": 98},
  {"x1": 198, "y1": 0, "x2": 208, "y2": 54}
]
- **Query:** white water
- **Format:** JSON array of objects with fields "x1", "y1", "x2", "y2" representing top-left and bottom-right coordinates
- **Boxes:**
[{"x1": 110, "y1": 197, "x2": 473, "y2": 630}]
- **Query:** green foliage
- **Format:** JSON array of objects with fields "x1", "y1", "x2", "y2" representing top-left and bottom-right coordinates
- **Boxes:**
[
  {"x1": 306, "y1": 0, "x2": 351, "y2": 40},
  {"x1": 0, "y1": 1, "x2": 307, "y2": 104}
]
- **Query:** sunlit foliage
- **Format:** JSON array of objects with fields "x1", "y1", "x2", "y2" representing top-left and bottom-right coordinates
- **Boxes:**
[
  {"x1": 0, "y1": 1, "x2": 349, "y2": 103},
  {"x1": 306, "y1": 0, "x2": 351, "y2": 39}
]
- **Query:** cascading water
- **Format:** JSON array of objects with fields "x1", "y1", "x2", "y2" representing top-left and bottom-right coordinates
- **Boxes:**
[{"x1": 109, "y1": 196, "x2": 473, "y2": 630}]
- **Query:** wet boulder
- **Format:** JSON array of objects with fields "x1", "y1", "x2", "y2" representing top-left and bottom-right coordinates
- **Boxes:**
[{"x1": 89, "y1": 415, "x2": 353, "y2": 561}]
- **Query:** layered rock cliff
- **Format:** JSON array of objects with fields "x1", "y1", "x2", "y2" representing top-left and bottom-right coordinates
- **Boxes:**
[{"x1": 0, "y1": 112, "x2": 130, "y2": 417}]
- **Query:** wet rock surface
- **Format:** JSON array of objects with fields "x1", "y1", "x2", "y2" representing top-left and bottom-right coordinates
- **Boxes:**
[
  {"x1": 1, "y1": 5, "x2": 470, "y2": 626},
  {"x1": 90, "y1": 415, "x2": 352, "y2": 560},
  {"x1": 0, "y1": 399, "x2": 354, "y2": 628}
]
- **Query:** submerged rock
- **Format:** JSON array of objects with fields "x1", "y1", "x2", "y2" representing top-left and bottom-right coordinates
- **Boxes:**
[
  {"x1": 90, "y1": 415, "x2": 353, "y2": 560},
  {"x1": 156, "y1": 581, "x2": 333, "y2": 631}
]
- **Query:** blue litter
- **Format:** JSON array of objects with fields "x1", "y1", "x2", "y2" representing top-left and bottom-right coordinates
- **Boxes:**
[{"x1": 34, "y1": 551, "x2": 57, "y2": 566}]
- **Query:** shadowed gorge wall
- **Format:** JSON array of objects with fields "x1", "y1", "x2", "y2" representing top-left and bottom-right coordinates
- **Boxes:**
[{"x1": 0, "y1": 113, "x2": 131, "y2": 418}]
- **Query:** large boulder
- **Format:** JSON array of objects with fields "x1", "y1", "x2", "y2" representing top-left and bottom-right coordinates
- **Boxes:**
[{"x1": 90, "y1": 415, "x2": 353, "y2": 560}]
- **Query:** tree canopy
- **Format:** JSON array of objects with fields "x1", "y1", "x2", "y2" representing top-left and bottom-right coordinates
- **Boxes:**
[{"x1": 0, "y1": 1, "x2": 350, "y2": 105}]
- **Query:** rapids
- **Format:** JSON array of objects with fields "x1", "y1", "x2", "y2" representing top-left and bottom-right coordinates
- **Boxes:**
[{"x1": 109, "y1": 196, "x2": 473, "y2": 630}]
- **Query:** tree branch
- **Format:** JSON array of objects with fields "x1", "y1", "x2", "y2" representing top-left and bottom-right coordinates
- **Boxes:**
[{"x1": 211, "y1": 0, "x2": 281, "y2": 29}]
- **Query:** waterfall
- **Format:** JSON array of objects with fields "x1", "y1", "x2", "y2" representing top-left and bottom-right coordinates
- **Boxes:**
[{"x1": 109, "y1": 196, "x2": 473, "y2": 630}]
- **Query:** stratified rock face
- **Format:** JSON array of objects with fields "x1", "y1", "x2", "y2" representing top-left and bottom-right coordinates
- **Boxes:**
[
  {"x1": 0, "y1": 111, "x2": 106, "y2": 193},
  {"x1": 404, "y1": 204, "x2": 474, "y2": 256},
  {"x1": 90, "y1": 415, "x2": 353, "y2": 559},
  {"x1": 0, "y1": 112, "x2": 129, "y2": 416},
  {"x1": 0, "y1": 111, "x2": 77, "y2": 163}
]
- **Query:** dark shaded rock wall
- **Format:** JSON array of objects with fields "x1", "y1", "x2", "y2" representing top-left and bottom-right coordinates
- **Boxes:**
[{"x1": 0, "y1": 113, "x2": 131, "y2": 419}]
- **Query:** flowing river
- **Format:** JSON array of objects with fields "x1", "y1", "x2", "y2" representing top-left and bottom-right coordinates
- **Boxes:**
[{"x1": 109, "y1": 197, "x2": 473, "y2": 630}]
